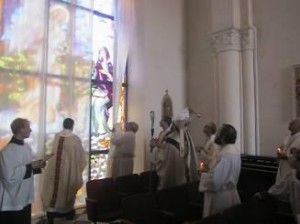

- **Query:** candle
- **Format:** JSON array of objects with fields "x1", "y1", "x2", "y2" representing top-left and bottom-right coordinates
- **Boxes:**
[{"x1": 199, "y1": 161, "x2": 205, "y2": 172}]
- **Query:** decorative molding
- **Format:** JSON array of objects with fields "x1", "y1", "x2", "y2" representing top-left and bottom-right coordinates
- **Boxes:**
[
  {"x1": 241, "y1": 28, "x2": 255, "y2": 50},
  {"x1": 209, "y1": 28, "x2": 241, "y2": 55}
]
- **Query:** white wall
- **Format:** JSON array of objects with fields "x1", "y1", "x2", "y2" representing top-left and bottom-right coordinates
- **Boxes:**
[
  {"x1": 253, "y1": 0, "x2": 300, "y2": 155},
  {"x1": 129, "y1": 0, "x2": 186, "y2": 171},
  {"x1": 186, "y1": 0, "x2": 215, "y2": 147},
  {"x1": 186, "y1": 0, "x2": 300, "y2": 156}
]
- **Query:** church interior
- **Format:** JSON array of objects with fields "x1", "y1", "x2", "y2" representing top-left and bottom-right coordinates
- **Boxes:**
[{"x1": 0, "y1": 0, "x2": 300, "y2": 223}]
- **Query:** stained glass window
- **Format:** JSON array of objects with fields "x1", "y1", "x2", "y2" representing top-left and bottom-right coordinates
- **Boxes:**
[
  {"x1": 89, "y1": 4, "x2": 115, "y2": 179},
  {"x1": 0, "y1": 0, "x2": 128, "y2": 215}
]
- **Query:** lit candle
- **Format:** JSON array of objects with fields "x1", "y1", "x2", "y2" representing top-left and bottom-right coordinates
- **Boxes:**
[{"x1": 199, "y1": 161, "x2": 205, "y2": 172}]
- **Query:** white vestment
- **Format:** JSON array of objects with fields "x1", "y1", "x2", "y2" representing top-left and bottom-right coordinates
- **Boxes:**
[
  {"x1": 174, "y1": 108, "x2": 199, "y2": 182},
  {"x1": 154, "y1": 131, "x2": 186, "y2": 190},
  {"x1": 108, "y1": 131, "x2": 136, "y2": 178},
  {"x1": 42, "y1": 129, "x2": 87, "y2": 213},
  {"x1": 269, "y1": 170, "x2": 300, "y2": 224},
  {"x1": 276, "y1": 132, "x2": 300, "y2": 183},
  {"x1": 0, "y1": 142, "x2": 34, "y2": 211},
  {"x1": 200, "y1": 134, "x2": 220, "y2": 170},
  {"x1": 199, "y1": 144, "x2": 241, "y2": 217}
]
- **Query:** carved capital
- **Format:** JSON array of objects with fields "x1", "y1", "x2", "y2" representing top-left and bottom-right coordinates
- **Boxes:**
[
  {"x1": 241, "y1": 28, "x2": 255, "y2": 50},
  {"x1": 209, "y1": 28, "x2": 241, "y2": 55}
]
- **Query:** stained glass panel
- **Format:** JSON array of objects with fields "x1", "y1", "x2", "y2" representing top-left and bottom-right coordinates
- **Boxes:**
[
  {"x1": 90, "y1": 153, "x2": 108, "y2": 179},
  {"x1": 0, "y1": 72, "x2": 40, "y2": 153},
  {"x1": 47, "y1": 2, "x2": 71, "y2": 75},
  {"x1": 0, "y1": 0, "x2": 45, "y2": 72},
  {"x1": 45, "y1": 76, "x2": 70, "y2": 152},
  {"x1": 90, "y1": 14, "x2": 114, "y2": 152},
  {"x1": 72, "y1": 80, "x2": 90, "y2": 151},
  {"x1": 73, "y1": 7, "x2": 93, "y2": 78},
  {"x1": 92, "y1": 15, "x2": 114, "y2": 77},
  {"x1": 90, "y1": 83, "x2": 113, "y2": 151}
]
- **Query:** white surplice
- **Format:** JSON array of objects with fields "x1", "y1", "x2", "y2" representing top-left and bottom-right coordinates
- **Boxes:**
[
  {"x1": 0, "y1": 142, "x2": 34, "y2": 211},
  {"x1": 200, "y1": 134, "x2": 220, "y2": 170},
  {"x1": 109, "y1": 131, "x2": 136, "y2": 178},
  {"x1": 276, "y1": 132, "x2": 300, "y2": 183},
  {"x1": 269, "y1": 170, "x2": 300, "y2": 224},
  {"x1": 154, "y1": 131, "x2": 186, "y2": 190},
  {"x1": 199, "y1": 144, "x2": 241, "y2": 217},
  {"x1": 42, "y1": 129, "x2": 87, "y2": 213}
]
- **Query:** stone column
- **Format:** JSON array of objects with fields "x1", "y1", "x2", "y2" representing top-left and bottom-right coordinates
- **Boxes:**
[
  {"x1": 210, "y1": 28, "x2": 243, "y2": 152},
  {"x1": 241, "y1": 28, "x2": 258, "y2": 154}
]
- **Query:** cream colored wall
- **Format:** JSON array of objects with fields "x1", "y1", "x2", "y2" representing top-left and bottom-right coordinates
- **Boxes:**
[
  {"x1": 253, "y1": 0, "x2": 300, "y2": 155},
  {"x1": 186, "y1": 0, "x2": 215, "y2": 147},
  {"x1": 129, "y1": 0, "x2": 186, "y2": 172},
  {"x1": 186, "y1": 0, "x2": 300, "y2": 156}
]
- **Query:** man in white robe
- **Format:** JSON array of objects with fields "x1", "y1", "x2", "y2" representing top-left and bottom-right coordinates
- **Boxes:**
[
  {"x1": 151, "y1": 123, "x2": 186, "y2": 190},
  {"x1": 0, "y1": 118, "x2": 45, "y2": 224},
  {"x1": 199, "y1": 124, "x2": 241, "y2": 217},
  {"x1": 276, "y1": 118, "x2": 300, "y2": 183},
  {"x1": 42, "y1": 118, "x2": 86, "y2": 223},
  {"x1": 108, "y1": 122, "x2": 138, "y2": 178},
  {"x1": 268, "y1": 147, "x2": 300, "y2": 224},
  {"x1": 174, "y1": 108, "x2": 201, "y2": 182}
]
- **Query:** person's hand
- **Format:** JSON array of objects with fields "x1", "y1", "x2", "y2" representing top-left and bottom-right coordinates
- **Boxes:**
[
  {"x1": 150, "y1": 138, "x2": 158, "y2": 148},
  {"x1": 31, "y1": 159, "x2": 46, "y2": 169},
  {"x1": 199, "y1": 161, "x2": 209, "y2": 173},
  {"x1": 276, "y1": 147, "x2": 287, "y2": 159}
]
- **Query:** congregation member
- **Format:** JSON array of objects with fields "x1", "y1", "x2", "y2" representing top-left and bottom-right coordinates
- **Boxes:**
[
  {"x1": 150, "y1": 120, "x2": 186, "y2": 190},
  {"x1": 199, "y1": 122, "x2": 220, "y2": 171},
  {"x1": 199, "y1": 124, "x2": 241, "y2": 217},
  {"x1": 0, "y1": 118, "x2": 46, "y2": 224},
  {"x1": 108, "y1": 121, "x2": 139, "y2": 178},
  {"x1": 42, "y1": 118, "x2": 87, "y2": 224},
  {"x1": 276, "y1": 118, "x2": 300, "y2": 183},
  {"x1": 268, "y1": 147, "x2": 300, "y2": 224}
]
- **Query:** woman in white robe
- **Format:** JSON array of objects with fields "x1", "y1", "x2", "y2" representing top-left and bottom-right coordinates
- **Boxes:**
[
  {"x1": 199, "y1": 124, "x2": 241, "y2": 217},
  {"x1": 109, "y1": 122, "x2": 138, "y2": 178}
]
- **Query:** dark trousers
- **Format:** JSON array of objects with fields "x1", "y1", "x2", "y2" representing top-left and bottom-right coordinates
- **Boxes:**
[{"x1": 0, "y1": 204, "x2": 31, "y2": 224}]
